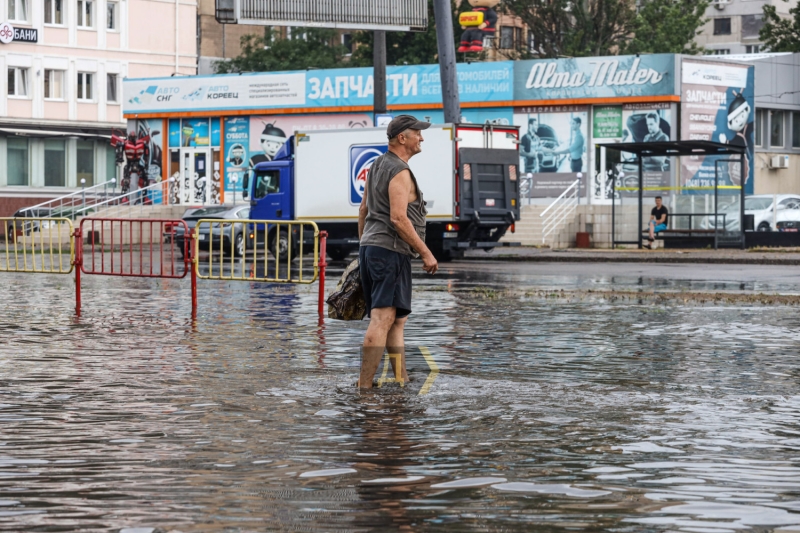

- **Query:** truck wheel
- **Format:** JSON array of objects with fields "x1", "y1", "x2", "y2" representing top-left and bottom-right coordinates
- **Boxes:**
[{"x1": 327, "y1": 247, "x2": 350, "y2": 261}]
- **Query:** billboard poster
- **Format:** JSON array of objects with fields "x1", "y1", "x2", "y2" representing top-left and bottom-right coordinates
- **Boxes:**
[
  {"x1": 514, "y1": 54, "x2": 676, "y2": 101},
  {"x1": 123, "y1": 62, "x2": 512, "y2": 114},
  {"x1": 247, "y1": 113, "x2": 372, "y2": 167},
  {"x1": 680, "y1": 60, "x2": 755, "y2": 194},
  {"x1": 127, "y1": 119, "x2": 164, "y2": 203},
  {"x1": 514, "y1": 105, "x2": 589, "y2": 197},
  {"x1": 592, "y1": 104, "x2": 673, "y2": 200},
  {"x1": 124, "y1": 72, "x2": 307, "y2": 114},
  {"x1": 223, "y1": 117, "x2": 250, "y2": 194}
]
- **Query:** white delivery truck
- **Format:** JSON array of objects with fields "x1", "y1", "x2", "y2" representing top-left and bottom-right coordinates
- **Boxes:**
[{"x1": 245, "y1": 123, "x2": 521, "y2": 261}]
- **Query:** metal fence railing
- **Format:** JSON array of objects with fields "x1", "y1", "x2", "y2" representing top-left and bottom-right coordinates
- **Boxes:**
[
  {"x1": 540, "y1": 179, "x2": 581, "y2": 245},
  {"x1": 193, "y1": 219, "x2": 321, "y2": 284},
  {"x1": 0, "y1": 216, "x2": 329, "y2": 319},
  {"x1": 0, "y1": 217, "x2": 74, "y2": 274}
]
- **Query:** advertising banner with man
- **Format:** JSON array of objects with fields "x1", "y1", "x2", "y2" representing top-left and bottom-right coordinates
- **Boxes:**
[
  {"x1": 223, "y1": 117, "x2": 250, "y2": 196},
  {"x1": 680, "y1": 60, "x2": 755, "y2": 194},
  {"x1": 514, "y1": 105, "x2": 589, "y2": 198},
  {"x1": 592, "y1": 104, "x2": 674, "y2": 200}
]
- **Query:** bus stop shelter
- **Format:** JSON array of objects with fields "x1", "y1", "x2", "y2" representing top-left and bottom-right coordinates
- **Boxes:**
[{"x1": 604, "y1": 140, "x2": 747, "y2": 250}]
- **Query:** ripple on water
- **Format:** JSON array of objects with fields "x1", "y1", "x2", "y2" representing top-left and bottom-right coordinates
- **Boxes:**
[{"x1": 0, "y1": 267, "x2": 799, "y2": 531}]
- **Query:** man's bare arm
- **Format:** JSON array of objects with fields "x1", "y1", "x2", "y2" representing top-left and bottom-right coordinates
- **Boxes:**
[
  {"x1": 389, "y1": 170, "x2": 437, "y2": 274},
  {"x1": 388, "y1": 170, "x2": 428, "y2": 255},
  {"x1": 358, "y1": 185, "x2": 368, "y2": 239}
]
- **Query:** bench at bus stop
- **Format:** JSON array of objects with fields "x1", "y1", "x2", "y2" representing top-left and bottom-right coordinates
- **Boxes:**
[{"x1": 641, "y1": 212, "x2": 726, "y2": 249}]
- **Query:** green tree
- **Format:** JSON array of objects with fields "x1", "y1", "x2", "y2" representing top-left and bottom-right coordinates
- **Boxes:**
[
  {"x1": 502, "y1": 0, "x2": 572, "y2": 58},
  {"x1": 504, "y1": 0, "x2": 637, "y2": 58},
  {"x1": 505, "y1": 0, "x2": 708, "y2": 58},
  {"x1": 760, "y1": 1, "x2": 800, "y2": 52},
  {"x1": 215, "y1": 28, "x2": 350, "y2": 73},
  {"x1": 348, "y1": 0, "x2": 460, "y2": 66},
  {"x1": 623, "y1": 0, "x2": 710, "y2": 54}
]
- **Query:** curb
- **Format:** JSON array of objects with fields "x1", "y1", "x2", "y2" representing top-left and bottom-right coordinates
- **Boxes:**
[{"x1": 459, "y1": 254, "x2": 800, "y2": 266}]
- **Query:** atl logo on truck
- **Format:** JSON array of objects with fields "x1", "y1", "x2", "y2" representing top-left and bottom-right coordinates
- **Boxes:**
[{"x1": 349, "y1": 144, "x2": 387, "y2": 205}]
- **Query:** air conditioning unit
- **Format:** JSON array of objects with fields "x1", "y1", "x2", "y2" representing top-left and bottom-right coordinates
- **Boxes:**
[
  {"x1": 712, "y1": 0, "x2": 729, "y2": 10},
  {"x1": 769, "y1": 155, "x2": 790, "y2": 169}
]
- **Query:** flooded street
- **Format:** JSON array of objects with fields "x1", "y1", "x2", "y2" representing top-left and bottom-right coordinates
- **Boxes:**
[{"x1": 1, "y1": 260, "x2": 800, "y2": 532}]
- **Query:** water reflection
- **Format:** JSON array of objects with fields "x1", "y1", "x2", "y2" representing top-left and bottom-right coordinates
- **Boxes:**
[{"x1": 0, "y1": 263, "x2": 798, "y2": 531}]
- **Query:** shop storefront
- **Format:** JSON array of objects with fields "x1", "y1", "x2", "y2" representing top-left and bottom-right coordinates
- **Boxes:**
[{"x1": 122, "y1": 54, "x2": 754, "y2": 206}]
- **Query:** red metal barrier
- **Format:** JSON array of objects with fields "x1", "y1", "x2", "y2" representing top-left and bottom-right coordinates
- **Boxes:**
[
  {"x1": 318, "y1": 231, "x2": 328, "y2": 319},
  {"x1": 72, "y1": 218, "x2": 326, "y2": 320},
  {"x1": 80, "y1": 218, "x2": 190, "y2": 278},
  {"x1": 76, "y1": 218, "x2": 192, "y2": 316}
]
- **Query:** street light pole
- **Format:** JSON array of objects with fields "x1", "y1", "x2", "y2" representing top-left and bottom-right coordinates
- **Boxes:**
[{"x1": 432, "y1": 0, "x2": 461, "y2": 124}]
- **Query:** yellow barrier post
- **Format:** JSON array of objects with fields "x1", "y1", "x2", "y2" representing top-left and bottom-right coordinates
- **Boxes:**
[
  {"x1": 1, "y1": 217, "x2": 74, "y2": 275},
  {"x1": 193, "y1": 219, "x2": 320, "y2": 284}
]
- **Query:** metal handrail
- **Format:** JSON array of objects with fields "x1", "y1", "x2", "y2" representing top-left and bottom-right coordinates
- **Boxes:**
[
  {"x1": 20, "y1": 179, "x2": 118, "y2": 217},
  {"x1": 540, "y1": 179, "x2": 581, "y2": 244},
  {"x1": 72, "y1": 179, "x2": 172, "y2": 219},
  {"x1": 540, "y1": 179, "x2": 581, "y2": 218}
]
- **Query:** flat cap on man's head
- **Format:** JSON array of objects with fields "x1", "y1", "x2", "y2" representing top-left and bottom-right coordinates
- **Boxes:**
[{"x1": 386, "y1": 115, "x2": 431, "y2": 140}]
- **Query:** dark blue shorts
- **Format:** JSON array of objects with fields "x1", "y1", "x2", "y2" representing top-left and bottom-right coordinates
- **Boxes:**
[{"x1": 359, "y1": 245, "x2": 412, "y2": 318}]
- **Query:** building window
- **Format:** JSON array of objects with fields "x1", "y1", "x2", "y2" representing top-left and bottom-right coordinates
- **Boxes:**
[
  {"x1": 341, "y1": 33, "x2": 352, "y2": 54},
  {"x1": 741, "y1": 14, "x2": 764, "y2": 39},
  {"x1": 755, "y1": 109, "x2": 764, "y2": 147},
  {"x1": 7, "y1": 137, "x2": 29, "y2": 187},
  {"x1": 77, "y1": 0, "x2": 93, "y2": 28},
  {"x1": 528, "y1": 30, "x2": 536, "y2": 53},
  {"x1": 106, "y1": 145, "x2": 118, "y2": 183},
  {"x1": 8, "y1": 0, "x2": 28, "y2": 22},
  {"x1": 771, "y1": 110, "x2": 784, "y2": 148},
  {"x1": 77, "y1": 72, "x2": 93, "y2": 101},
  {"x1": 514, "y1": 27, "x2": 522, "y2": 49},
  {"x1": 77, "y1": 141, "x2": 95, "y2": 187},
  {"x1": 44, "y1": 69, "x2": 64, "y2": 100},
  {"x1": 713, "y1": 18, "x2": 731, "y2": 35},
  {"x1": 745, "y1": 44, "x2": 760, "y2": 54},
  {"x1": 107, "y1": 74, "x2": 118, "y2": 102},
  {"x1": 44, "y1": 139, "x2": 66, "y2": 187},
  {"x1": 793, "y1": 111, "x2": 800, "y2": 149},
  {"x1": 7, "y1": 68, "x2": 29, "y2": 97},
  {"x1": 708, "y1": 49, "x2": 730, "y2": 55},
  {"x1": 107, "y1": 1, "x2": 117, "y2": 30},
  {"x1": 500, "y1": 26, "x2": 513, "y2": 49},
  {"x1": 44, "y1": 0, "x2": 64, "y2": 24}
]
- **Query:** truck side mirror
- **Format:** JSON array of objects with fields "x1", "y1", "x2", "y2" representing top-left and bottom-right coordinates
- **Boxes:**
[{"x1": 242, "y1": 171, "x2": 250, "y2": 200}]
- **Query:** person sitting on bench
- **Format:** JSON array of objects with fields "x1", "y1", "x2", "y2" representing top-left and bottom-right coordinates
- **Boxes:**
[{"x1": 646, "y1": 196, "x2": 668, "y2": 249}]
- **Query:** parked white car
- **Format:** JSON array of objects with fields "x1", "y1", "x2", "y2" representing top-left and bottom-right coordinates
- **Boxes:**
[
  {"x1": 702, "y1": 194, "x2": 800, "y2": 231},
  {"x1": 775, "y1": 200, "x2": 800, "y2": 231}
]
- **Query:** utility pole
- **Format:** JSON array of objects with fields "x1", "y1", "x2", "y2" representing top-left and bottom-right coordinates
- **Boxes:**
[
  {"x1": 373, "y1": 31, "x2": 387, "y2": 118},
  {"x1": 432, "y1": 0, "x2": 461, "y2": 124}
]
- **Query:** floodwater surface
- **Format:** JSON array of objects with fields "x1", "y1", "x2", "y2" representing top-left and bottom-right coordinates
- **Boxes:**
[{"x1": 1, "y1": 260, "x2": 799, "y2": 532}]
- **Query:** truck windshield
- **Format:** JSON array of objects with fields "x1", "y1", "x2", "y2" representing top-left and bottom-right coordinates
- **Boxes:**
[{"x1": 254, "y1": 170, "x2": 280, "y2": 199}]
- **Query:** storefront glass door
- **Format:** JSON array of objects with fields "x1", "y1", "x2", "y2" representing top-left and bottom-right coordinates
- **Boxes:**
[{"x1": 179, "y1": 148, "x2": 212, "y2": 205}]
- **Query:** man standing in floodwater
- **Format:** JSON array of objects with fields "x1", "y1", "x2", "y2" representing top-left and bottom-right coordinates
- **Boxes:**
[{"x1": 357, "y1": 115, "x2": 439, "y2": 389}]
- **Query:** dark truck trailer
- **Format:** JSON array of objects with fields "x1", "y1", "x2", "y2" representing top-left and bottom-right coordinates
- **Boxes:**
[{"x1": 245, "y1": 124, "x2": 521, "y2": 261}]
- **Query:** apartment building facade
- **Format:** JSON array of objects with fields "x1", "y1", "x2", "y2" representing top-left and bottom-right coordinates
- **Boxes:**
[
  {"x1": 0, "y1": 0, "x2": 197, "y2": 215},
  {"x1": 696, "y1": 0, "x2": 798, "y2": 55}
]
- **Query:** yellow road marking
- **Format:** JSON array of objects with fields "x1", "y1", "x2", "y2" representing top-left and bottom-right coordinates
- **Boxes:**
[
  {"x1": 377, "y1": 353, "x2": 404, "y2": 388},
  {"x1": 418, "y1": 346, "x2": 439, "y2": 395}
]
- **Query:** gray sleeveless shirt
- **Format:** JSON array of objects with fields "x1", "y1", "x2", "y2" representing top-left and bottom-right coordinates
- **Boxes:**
[{"x1": 360, "y1": 151, "x2": 427, "y2": 258}]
